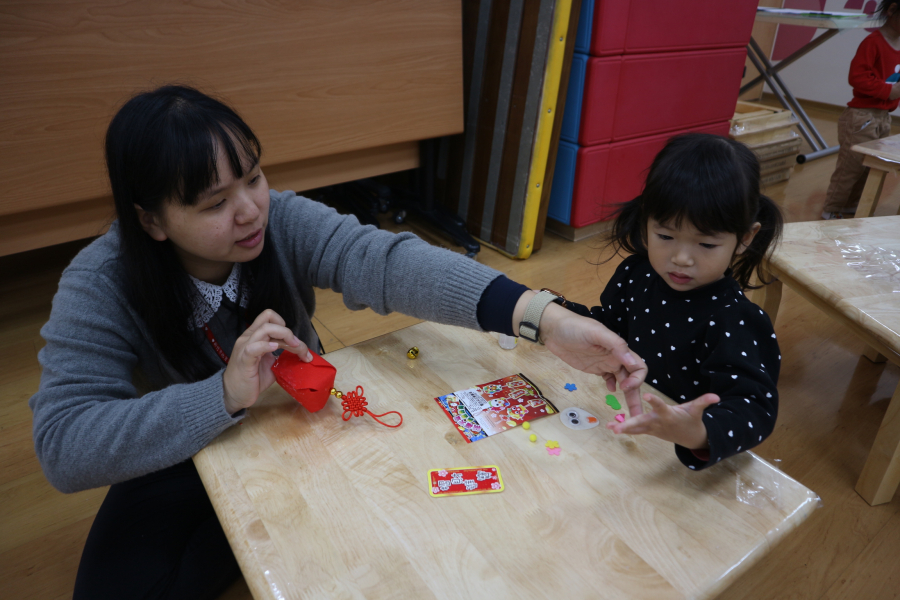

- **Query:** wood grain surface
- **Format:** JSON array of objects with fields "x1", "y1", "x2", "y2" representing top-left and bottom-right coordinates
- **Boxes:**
[
  {"x1": 195, "y1": 321, "x2": 818, "y2": 600},
  {"x1": 0, "y1": 0, "x2": 463, "y2": 253}
]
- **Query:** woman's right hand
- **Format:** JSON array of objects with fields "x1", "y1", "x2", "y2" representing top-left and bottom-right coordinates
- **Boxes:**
[{"x1": 222, "y1": 309, "x2": 311, "y2": 414}]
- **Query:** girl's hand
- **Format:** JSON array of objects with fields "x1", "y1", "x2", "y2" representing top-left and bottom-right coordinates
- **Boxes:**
[
  {"x1": 222, "y1": 309, "x2": 310, "y2": 414},
  {"x1": 607, "y1": 392, "x2": 719, "y2": 449},
  {"x1": 537, "y1": 302, "x2": 648, "y2": 416}
]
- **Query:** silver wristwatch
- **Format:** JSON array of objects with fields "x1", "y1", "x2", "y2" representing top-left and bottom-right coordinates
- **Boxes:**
[{"x1": 518, "y1": 289, "x2": 566, "y2": 343}]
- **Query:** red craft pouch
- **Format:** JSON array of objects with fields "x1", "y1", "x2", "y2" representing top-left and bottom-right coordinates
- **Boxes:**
[{"x1": 271, "y1": 350, "x2": 337, "y2": 412}]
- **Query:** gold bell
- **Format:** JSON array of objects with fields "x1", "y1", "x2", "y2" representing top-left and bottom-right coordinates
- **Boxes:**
[{"x1": 407, "y1": 346, "x2": 419, "y2": 359}]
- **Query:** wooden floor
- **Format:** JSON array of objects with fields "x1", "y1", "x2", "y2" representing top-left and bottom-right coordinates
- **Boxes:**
[{"x1": 2, "y1": 103, "x2": 900, "y2": 599}]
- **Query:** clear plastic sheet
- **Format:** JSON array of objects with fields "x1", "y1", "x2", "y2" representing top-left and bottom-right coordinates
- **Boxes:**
[
  {"x1": 690, "y1": 453, "x2": 823, "y2": 598},
  {"x1": 835, "y1": 239, "x2": 900, "y2": 285},
  {"x1": 673, "y1": 452, "x2": 821, "y2": 513}
]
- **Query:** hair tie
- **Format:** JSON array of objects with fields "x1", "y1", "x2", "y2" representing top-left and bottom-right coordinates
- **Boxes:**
[{"x1": 333, "y1": 386, "x2": 403, "y2": 428}]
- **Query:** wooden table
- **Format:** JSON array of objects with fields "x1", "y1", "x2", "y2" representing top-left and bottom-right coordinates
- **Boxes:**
[
  {"x1": 851, "y1": 134, "x2": 900, "y2": 218},
  {"x1": 194, "y1": 322, "x2": 818, "y2": 600},
  {"x1": 754, "y1": 216, "x2": 900, "y2": 505}
]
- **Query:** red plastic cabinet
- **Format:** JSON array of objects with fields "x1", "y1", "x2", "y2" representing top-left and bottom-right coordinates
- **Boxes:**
[
  {"x1": 569, "y1": 122, "x2": 730, "y2": 228},
  {"x1": 579, "y1": 48, "x2": 746, "y2": 146},
  {"x1": 589, "y1": 0, "x2": 759, "y2": 56}
]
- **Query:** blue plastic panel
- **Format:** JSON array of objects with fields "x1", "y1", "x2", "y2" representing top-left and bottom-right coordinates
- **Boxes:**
[
  {"x1": 574, "y1": 0, "x2": 595, "y2": 54},
  {"x1": 560, "y1": 52, "x2": 587, "y2": 144},
  {"x1": 547, "y1": 140, "x2": 579, "y2": 225}
]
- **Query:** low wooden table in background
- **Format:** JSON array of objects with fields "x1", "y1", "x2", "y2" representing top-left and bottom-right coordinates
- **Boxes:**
[
  {"x1": 852, "y1": 134, "x2": 900, "y2": 218},
  {"x1": 195, "y1": 322, "x2": 818, "y2": 599},
  {"x1": 754, "y1": 216, "x2": 900, "y2": 505}
]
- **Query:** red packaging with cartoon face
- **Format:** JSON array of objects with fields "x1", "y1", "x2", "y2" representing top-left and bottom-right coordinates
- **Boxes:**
[{"x1": 271, "y1": 351, "x2": 336, "y2": 412}]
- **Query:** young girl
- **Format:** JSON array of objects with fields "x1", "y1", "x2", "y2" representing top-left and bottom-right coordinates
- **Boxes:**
[
  {"x1": 29, "y1": 85, "x2": 646, "y2": 599},
  {"x1": 594, "y1": 133, "x2": 784, "y2": 470},
  {"x1": 822, "y1": 0, "x2": 900, "y2": 219}
]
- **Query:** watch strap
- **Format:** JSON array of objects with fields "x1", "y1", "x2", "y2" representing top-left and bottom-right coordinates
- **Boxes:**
[{"x1": 518, "y1": 290, "x2": 559, "y2": 343}]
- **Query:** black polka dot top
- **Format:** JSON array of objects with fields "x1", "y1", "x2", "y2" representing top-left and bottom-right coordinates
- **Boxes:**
[{"x1": 593, "y1": 254, "x2": 781, "y2": 471}]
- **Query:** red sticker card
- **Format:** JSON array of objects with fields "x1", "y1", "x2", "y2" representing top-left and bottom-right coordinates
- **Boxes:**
[{"x1": 428, "y1": 465, "x2": 504, "y2": 497}]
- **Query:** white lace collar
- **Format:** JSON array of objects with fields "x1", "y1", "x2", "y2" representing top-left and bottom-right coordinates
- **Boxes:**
[{"x1": 189, "y1": 263, "x2": 249, "y2": 328}]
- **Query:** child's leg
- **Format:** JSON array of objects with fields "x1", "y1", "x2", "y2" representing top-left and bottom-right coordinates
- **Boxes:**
[
  {"x1": 73, "y1": 459, "x2": 241, "y2": 600},
  {"x1": 823, "y1": 108, "x2": 885, "y2": 215},
  {"x1": 875, "y1": 108, "x2": 893, "y2": 140}
]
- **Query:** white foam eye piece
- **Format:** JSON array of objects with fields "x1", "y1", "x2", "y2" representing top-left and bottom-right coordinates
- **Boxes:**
[
  {"x1": 894, "y1": 64, "x2": 899, "y2": 73},
  {"x1": 560, "y1": 407, "x2": 601, "y2": 430}
]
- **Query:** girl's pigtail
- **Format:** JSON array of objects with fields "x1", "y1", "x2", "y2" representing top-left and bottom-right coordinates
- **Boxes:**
[
  {"x1": 600, "y1": 197, "x2": 646, "y2": 262},
  {"x1": 732, "y1": 194, "x2": 783, "y2": 289}
]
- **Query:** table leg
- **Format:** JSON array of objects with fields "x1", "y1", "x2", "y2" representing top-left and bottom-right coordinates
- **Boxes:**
[
  {"x1": 745, "y1": 37, "x2": 838, "y2": 162},
  {"x1": 863, "y1": 345, "x2": 888, "y2": 363},
  {"x1": 855, "y1": 169, "x2": 886, "y2": 218},
  {"x1": 856, "y1": 380, "x2": 900, "y2": 505},
  {"x1": 753, "y1": 278, "x2": 783, "y2": 324}
]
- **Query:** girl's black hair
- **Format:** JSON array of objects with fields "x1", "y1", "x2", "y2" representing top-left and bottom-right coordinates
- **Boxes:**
[
  {"x1": 601, "y1": 133, "x2": 783, "y2": 289},
  {"x1": 106, "y1": 85, "x2": 296, "y2": 381},
  {"x1": 877, "y1": 0, "x2": 900, "y2": 21}
]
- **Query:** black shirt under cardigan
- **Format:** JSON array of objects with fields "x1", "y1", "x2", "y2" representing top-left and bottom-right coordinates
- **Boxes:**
[{"x1": 593, "y1": 254, "x2": 781, "y2": 470}]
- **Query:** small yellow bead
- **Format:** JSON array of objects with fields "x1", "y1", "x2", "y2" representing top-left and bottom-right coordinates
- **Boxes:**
[
  {"x1": 335, "y1": 391, "x2": 343, "y2": 399},
  {"x1": 330, "y1": 388, "x2": 337, "y2": 396},
  {"x1": 522, "y1": 422, "x2": 530, "y2": 430},
  {"x1": 529, "y1": 434, "x2": 537, "y2": 443},
  {"x1": 407, "y1": 346, "x2": 419, "y2": 359}
]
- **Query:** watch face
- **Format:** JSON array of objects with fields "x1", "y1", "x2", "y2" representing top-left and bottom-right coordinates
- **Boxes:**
[{"x1": 540, "y1": 288, "x2": 565, "y2": 305}]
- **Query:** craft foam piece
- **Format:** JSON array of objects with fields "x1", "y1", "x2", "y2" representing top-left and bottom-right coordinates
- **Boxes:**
[
  {"x1": 560, "y1": 407, "x2": 601, "y2": 430},
  {"x1": 545, "y1": 440, "x2": 560, "y2": 449},
  {"x1": 615, "y1": 414, "x2": 626, "y2": 423},
  {"x1": 271, "y1": 351, "x2": 337, "y2": 412},
  {"x1": 605, "y1": 395, "x2": 622, "y2": 410},
  {"x1": 547, "y1": 447, "x2": 561, "y2": 456},
  {"x1": 529, "y1": 434, "x2": 537, "y2": 442},
  {"x1": 564, "y1": 383, "x2": 577, "y2": 392},
  {"x1": 522, "y1": 422, "x2": 531, "y2": 430}
]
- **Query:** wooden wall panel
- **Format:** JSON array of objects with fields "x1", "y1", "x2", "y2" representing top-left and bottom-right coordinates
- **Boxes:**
[{"x1": 0, "y1": 0, "x2": 463, "y2": 242}]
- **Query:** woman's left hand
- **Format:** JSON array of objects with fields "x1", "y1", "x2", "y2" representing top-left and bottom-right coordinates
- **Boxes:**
[
  {"x1": 537, "y1": 302, "x2": 648, "y2": 416},
  {"x1": 607, "y1": 392, "x2": 719, "y2": 449}
]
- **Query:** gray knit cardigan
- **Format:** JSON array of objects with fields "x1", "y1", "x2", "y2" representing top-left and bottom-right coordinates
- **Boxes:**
[{"x1": 31, "y1": 191, "x2": 502, "y2": 493}]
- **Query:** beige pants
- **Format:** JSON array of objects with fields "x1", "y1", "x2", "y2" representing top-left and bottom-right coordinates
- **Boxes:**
[{"x1": 823, "y1": 107, "x2": 892, "y2": 214}]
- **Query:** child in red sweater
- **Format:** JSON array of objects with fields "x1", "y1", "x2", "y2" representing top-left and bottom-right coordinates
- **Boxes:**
[{"x1": 823, "y1": 0, "x2": 900, "y2": 219}]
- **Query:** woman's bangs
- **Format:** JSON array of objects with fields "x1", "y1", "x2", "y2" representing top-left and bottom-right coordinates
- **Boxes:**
[{"x1": 166, "y1": 115, "x2": 261, "y2": 207}]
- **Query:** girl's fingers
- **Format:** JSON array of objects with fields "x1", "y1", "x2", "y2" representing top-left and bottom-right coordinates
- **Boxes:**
[
  {"x1": 684, "y1": 393, "x2": 720, "y2": 417},
  {"x1": 244, "y1": 309, "x2": 286, "y2": 337},
  {"x1": 242, "y1": 341, "x2": 280, "y2": 361},
  {"x1": 614, "y1": 410, "x2": 657, "y2": 432},
  {"x1": 607, "y1": 419, "x2": 651, "y2": 435},
  {"x1": 693, "y1": 393, "x2": 721, "y2": 407},
  {"x1": 247, "y1": 323, "x2": 304, "y2": 352},
  {"x1": 643, "y1": 392, "x2": 670, "y2": 413}
]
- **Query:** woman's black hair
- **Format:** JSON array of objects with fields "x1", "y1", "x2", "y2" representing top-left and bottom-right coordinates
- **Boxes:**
[
  {"x1": 601, "y1": 133, "x2": 783, "y2": 289},
  {"x1": 106, "y1": 85, "x2": 296, "y2": 381},
  {"x1": 877, "y1": 0, "x2": 900, "y2": 21}
]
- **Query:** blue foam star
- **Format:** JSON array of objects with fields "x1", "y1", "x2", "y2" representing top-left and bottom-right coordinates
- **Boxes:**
[{"x1": 564, "y1": 383, "x2": 577, "y2": 392}]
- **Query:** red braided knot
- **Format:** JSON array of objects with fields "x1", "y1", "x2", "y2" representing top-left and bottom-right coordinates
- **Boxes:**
[{"x1": 340, "y1": 386, "x2": 403, "y2": 428}]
